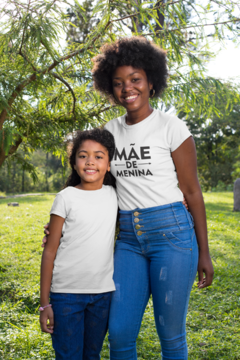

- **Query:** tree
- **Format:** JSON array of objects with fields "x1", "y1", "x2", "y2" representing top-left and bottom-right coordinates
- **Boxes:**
[
  {"x1": 177, "y1": 85, "x2": 240, "y2": 190},
  {"x1": 0, "y1": 0, "x2": 239, "y2": 172}
]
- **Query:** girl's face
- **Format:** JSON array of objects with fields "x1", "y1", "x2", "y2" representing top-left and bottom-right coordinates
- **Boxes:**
[
  {"x1": 112, "y1": 65, "x2": 153, "y2": 113},
  {"x1": 74, "y1": 140, "x2": 110, "y2": 190}
]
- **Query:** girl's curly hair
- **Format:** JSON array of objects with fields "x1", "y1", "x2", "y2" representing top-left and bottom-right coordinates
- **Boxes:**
[
  {"x1": 65, "y1": 128, "x2": 116, "y2": 188},
  {"x1": 92, "y1": 36, "x2": 168, "y2": 100}
]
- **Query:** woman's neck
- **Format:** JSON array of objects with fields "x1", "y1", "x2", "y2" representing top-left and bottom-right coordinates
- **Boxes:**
[{"x1": 125, "y1": 105, "x2": 153, "y2": 125}]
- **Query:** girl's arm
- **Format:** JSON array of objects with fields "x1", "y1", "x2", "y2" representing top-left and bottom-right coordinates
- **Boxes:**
[
  {"x1": 171, "y1": 136, "x2": 214, "y2": 288},
  {"x1": 40, "y1": 214, "x2": 65, "y2": 333}
]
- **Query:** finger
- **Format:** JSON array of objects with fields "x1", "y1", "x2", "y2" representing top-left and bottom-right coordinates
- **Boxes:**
[
  {"x1": 42, "y1": 236, "x2": 47, "y2": 243},
  {"x1": 49, "y1": 312, "x2": 54, "y2": 329},
  {"x1": 198, "y1": 268, "x2": 204, "y2": 287},
  {"x1": 44, "y1": 229, "x2": 50, "y2": 235},
  {"x1": 204, "y1": 271, "x2": 214, "y2": 288},
  {"x1": 44, "y1": 223, "x2": 50, "y2": 229}
]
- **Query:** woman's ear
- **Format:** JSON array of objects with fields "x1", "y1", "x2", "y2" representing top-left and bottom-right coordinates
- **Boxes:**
[
  {"x1": 73, "y1": 165, "x2": 76, "y2": 170},
  {"x1": 107, "y1": 162, "x2": 111, "y2": 172}
]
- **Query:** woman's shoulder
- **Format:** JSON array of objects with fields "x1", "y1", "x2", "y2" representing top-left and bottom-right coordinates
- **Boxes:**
[{"x1": 104, "y1": 114, "x2": 125, "y2": 132}]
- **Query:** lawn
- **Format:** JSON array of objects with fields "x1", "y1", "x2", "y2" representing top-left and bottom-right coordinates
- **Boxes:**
[{"x1": 0, "y1": 192, "x2": 240, "y2": 359}]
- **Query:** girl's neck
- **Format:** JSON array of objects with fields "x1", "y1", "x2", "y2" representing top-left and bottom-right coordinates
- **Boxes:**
[
  {"x1": 75, "y1": 183, "x2": 103, "y2": 191},
  {"x1": 125, "y1": 105, "x2": 153, "y2": 126}
]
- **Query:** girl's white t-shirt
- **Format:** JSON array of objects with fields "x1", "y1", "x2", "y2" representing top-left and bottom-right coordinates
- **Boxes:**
[
  {"x1": 50, "y1": 185, "x2": 118, "y2": 294},
  {"x1": 104, "y1": 109, "x2": 191, "y2": 211}
]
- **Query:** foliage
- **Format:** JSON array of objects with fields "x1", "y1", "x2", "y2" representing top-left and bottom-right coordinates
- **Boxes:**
[
  {"x1": 0, "y1": 0, "x2": 239, "y2": 170},
  {"x1": 0, "y1": 193, "x2": 240, "y2": 359},
  {"x1": 0, "y1": 148, "x2": 69, "y2": 194},
  {"x1": 177, "y1": 85, "x2": 240, "y2": 190}
]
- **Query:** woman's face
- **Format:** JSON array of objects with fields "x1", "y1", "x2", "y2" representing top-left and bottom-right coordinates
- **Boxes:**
[{"x1": 112, "y1": 66, "x2": 153, "y2": 113}]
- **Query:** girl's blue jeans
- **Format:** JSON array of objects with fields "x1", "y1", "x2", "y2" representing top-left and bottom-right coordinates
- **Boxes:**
[
  {"x1": 108, "y1": 202, "x2": 198, "y2": 360},
  {"x1": 50, "y1": 291, "x2": 111, "y2": 360}
]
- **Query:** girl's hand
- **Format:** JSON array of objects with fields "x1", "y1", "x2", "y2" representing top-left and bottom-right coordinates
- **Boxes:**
[
  {"x1": 42, "y1": 223, "x2": 50, "y2": 248},
  {"x1": 197, "y1": 251, "x2": 214, "y2": 289},
  {"x1": 182, "y1": 196, "x2": 188, "y2": 210},
  {"x1": 40, "y1": 307, "x2": 54, "y2": 333}
]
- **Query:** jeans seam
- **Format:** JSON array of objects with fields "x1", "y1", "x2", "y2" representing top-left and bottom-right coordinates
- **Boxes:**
[
  {"x1": 133, "y1": 267, "x2": 150, "y2": 340},
  {"x1": 164, "y1": 232, "x2": 193, "y2": 252},
  {"x1": 181, "y1": 239, "x2": 194, "y2": 358}
]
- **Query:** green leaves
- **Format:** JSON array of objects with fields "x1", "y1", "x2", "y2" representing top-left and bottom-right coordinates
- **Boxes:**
[{"x1": 0, "y1": 0, "x2": 239, "y2": 172}]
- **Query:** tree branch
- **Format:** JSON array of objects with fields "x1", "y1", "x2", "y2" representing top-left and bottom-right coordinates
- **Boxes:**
[
  {"x1": 143, "y1": 18, "x2": 240, "y2": 36},
  {"x1": 111, "y1": 0, "x2": 183, "y2": 23},
  {"x1": 0, "y1": 20, "x2": 112, "y2": 130},
  {"x1": 51, "y1": 72, "x2": 76, "y2": 116}
]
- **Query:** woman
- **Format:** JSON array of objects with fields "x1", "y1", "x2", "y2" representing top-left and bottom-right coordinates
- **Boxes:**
[
  {"x1": 44, "y1": 37, "x2": 214, "y2": 360},
  {"x1": 92, "y1": 37, "x2": 213, "y2": 360}
]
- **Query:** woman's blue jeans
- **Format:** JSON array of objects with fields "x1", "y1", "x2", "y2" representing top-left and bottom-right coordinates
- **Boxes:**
[{"x1": 108, "y1": 202, "x2": 198, "y2": 360}]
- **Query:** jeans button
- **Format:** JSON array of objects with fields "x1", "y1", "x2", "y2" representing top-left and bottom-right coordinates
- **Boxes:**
[{"x1": 134, "y1": 218, "x2": 139, "y2": 223}]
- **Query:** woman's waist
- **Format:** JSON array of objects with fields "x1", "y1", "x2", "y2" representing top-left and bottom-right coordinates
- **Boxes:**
[{"x1": 119, "y1": 202, "x2": 194, "y2": 233}]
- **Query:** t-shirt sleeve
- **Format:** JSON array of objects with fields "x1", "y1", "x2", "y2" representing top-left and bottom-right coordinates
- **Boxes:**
[
  {"x1": 50, "y1": 193, "x2": 67, "y2": 219},
  {"x1": 166, "y1": 116, "x2": 192, "y2": 152}
]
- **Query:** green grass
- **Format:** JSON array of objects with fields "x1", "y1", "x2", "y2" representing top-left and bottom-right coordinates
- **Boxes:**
[{"x1": 0, "y1": 193, "x2": 240, "y2": 359}]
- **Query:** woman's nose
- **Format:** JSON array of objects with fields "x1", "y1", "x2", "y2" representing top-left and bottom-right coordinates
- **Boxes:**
[{"x1": 122, "y1": 81, "x2": 133, "y2": 92}]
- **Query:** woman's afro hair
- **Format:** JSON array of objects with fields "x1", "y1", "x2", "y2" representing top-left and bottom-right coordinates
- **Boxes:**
[
  {"x1": 92, "y1": 36, "x2": 168, "y2": 99},
  {"x1": 65, "y1": 128, "x2": 116, "y2": 188}
]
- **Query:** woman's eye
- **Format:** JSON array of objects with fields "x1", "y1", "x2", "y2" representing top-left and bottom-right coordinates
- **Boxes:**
[
  {"x1": 96, "y1": 156, "x2": 103, "y2": 159},
  {"x1": 79, "y1": 155, "x2": 86, "y2": 158},
  {"x1": 132, "y1": 78, "x2": 139, "y2": 82},
  {"x1": 113, "y1": 82, "x2": 121, "y2": 87}
]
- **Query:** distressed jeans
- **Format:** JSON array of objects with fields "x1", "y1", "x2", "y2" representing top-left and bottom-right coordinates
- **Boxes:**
[{"x1": 108, "y1": 202, "x2": 198, "y2": 360}]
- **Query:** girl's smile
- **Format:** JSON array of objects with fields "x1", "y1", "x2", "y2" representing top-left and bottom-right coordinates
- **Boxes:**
[{"x1": 74, "y1": 140, "x2": 110, "y2": 190}]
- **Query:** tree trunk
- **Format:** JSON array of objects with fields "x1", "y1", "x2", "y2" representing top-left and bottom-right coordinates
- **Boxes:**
[
  {"x1": 156, "y1": 0, "x2": 165, "y2": 32},
  {"x1": 22, "y1": 168, "x2": 25, "y2": 193},
  {"x1": 46, "y1": 152, "x2": 49, "y2": 192},
  {"x1": 0, "y1": 136, "x2": 23, "y2": 168},
  {"x1": 233, "y1": 178, "x2": 240, "y2": 211},
  {"x1": 133, "y1": 0, "x2": 143, "y2": 33}
]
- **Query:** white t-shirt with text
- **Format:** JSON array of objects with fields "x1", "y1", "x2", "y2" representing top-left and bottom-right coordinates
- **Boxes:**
[
  {"x1": 50, "y1": 185, "x2": 118, "y2": 294},
  {"x1": 104, "y1": 109, "x2": 191, "y2": 211}
]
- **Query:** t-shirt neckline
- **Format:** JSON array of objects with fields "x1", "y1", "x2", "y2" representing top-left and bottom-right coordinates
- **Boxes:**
[
  {"x1": 121, "y1": 108, "x2": 157, "y2": 130},
  {"x1": 69, "y1": 185, "x2": 105, "y2": 193}
]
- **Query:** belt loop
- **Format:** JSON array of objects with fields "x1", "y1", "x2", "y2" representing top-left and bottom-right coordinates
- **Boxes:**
[{"x1": 171, "y1": 203, "x2": 181, "y2": 230}]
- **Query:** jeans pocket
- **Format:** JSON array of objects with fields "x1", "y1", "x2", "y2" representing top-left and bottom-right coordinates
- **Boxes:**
[{"x1": 164, "y1": 229, "x2": 194, "y2": 251}]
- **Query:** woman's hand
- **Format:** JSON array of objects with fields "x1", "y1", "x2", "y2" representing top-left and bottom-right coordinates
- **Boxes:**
[
  {"x1": 197, "y1": 251, "x2": 214, "y2": 289},
  {"x1": 42, "y1": 223, "x2": 50, "y2": 248},
  {"x1": 40, "y1": 307, "x2": 54, "y2": 333}
]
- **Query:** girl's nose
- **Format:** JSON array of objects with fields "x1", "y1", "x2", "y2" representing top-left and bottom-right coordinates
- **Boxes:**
[{"x1": 86, "y1": 157, "x2": 94, "y2": 165}]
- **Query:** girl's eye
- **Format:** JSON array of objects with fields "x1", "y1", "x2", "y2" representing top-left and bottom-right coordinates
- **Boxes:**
[
  {"x1": 79, "y1": 155, "x2": 86, "y2": 158},
  {"x1": 113, "y1": 82, "x2": 121, "y2": 87},
  {"x1": 96, "y1": 156, "x2": 103, "y2": 159},
  {"x1": 132, "y1": 78, "x2": 140, "y2": 82}
]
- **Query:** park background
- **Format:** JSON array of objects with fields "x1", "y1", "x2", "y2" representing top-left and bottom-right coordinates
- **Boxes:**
[{"x1": 0, "y1": 0, "x2": 240, "y2": 359}]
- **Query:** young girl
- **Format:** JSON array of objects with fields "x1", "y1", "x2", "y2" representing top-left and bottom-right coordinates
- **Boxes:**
[{"x1": 39, "y1": 128, "x2": 118, "y2": 360}]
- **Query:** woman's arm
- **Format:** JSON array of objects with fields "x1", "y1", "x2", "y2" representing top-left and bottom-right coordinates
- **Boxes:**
[
  {"x1": 40, "y1": 214, "x2": 65, "y2": 333},
  {"x1": 171, "y1": 136, "x2": 214, "y2": 288}
]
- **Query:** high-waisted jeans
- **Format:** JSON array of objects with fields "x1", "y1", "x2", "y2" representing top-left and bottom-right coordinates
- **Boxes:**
[{"x1": 108, "y1": 202, "x2": 198, "y2": 360}]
